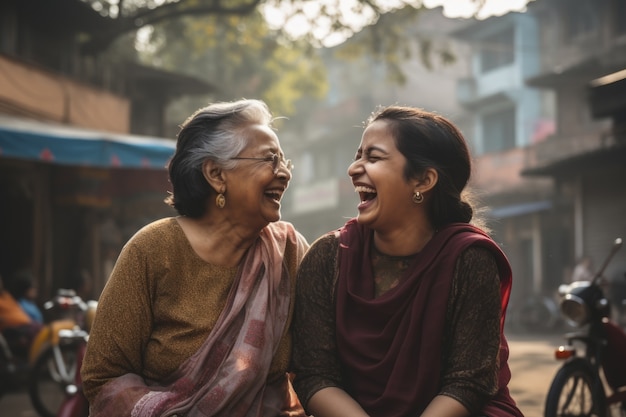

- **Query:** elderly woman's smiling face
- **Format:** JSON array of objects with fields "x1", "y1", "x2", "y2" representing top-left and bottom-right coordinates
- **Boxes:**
[{"x1": 225, "y1": 124, "x2": 292, "y2": 228}]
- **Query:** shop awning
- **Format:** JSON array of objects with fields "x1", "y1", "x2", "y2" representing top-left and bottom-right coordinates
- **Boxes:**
[
  {"x1": 0, "y1": 116, "x2": 175, "y2": 169},
  {"x1": 488, "y1": 200, "x2": 552, "y2": 219}
]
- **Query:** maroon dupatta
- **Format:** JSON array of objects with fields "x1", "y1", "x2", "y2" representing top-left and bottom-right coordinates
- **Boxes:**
[{"x1": 336, "y1": 219, "x2": 523, "y2": 417}]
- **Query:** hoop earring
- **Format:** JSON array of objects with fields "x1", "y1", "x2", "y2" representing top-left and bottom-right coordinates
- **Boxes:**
[
  {"x1": 216, "y1": 193, "x2": 226, "y2": 209},
  {"x1": 413, "y1": 191, "x2": 424, "y2": 204}
]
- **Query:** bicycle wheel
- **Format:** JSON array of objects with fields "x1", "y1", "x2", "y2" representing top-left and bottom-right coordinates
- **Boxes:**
[
  {"x1": 28, "y1": 342, "x2": 79, "y2": 417},
  {"x1": 544, "y1": 358, "x2": 607, "y2": 417}
]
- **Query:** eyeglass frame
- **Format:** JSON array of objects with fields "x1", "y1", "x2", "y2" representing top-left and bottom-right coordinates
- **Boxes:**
[{"x1": 230, "y1": 153, "x2": 294, "y2": 174}]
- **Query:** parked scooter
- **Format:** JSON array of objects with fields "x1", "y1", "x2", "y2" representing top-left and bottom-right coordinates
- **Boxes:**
[
  {"x1": 28, "y1": 289, "x2": 94, "y2": 417},
  {"x1": 544, "y1": 237, "x2": 626, "y2": 417},
  {"x1": 55, "y1": 300, "x2": 97, "y2": 417},
  {"x1": 1, "y1": 288, "x2": 85, "y2": 403}
]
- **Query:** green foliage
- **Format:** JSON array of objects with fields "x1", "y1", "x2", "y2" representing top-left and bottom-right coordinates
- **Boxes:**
[
  {"x1": 82, "y1": 0, "x2": 481, "y2": 119},
  {"x1": 81, "y1": 0, "x2": 505, "y2": 54},
  {"x1": 139, "y1": 10, "x2": 328, "y2": 118}
]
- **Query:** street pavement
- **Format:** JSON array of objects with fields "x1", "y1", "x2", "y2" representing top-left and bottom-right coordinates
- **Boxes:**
[
  {"x1": 0, "y1": 331, "x2": 565, "y2": 417},
  {"x1": 505, "y1": 331, "x2": 564, "y2": 417}
]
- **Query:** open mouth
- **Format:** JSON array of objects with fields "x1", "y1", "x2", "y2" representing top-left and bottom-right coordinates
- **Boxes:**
[
  {"x1": 355, "y1": 185, "x2": 377, "y2": 203},
  {"x1": 265, "y1": 189, "x2": 283, "y2": 203}
]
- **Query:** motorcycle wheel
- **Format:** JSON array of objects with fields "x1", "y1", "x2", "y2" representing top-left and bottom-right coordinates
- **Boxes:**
[
  {"x1": 28, "y1": 342, "x2": 80, "y2": 417},
  {"x1": 544, "y1": 358, "x2": 607, "y2": 417}
]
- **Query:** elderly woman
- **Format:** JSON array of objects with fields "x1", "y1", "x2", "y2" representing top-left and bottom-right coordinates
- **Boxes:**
[
  {"x1": 292, "y1": 106, "x2": 523, "y2": 417},
  {"x1": 81, "y1": 99, "x2": 309, "y2": 417}
]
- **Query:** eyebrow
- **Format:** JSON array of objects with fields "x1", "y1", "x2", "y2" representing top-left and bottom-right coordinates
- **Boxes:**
[
  {"x1": 252, "y1": 147, "x2": 280, "y2": 156},
  {"x1": 361, "y1": 145, "x2": 388, "y2": 155}
]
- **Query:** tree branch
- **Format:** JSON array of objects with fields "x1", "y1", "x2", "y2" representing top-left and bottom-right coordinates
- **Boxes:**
[{"x1": 82, "y1": 0, "x2": 263, "y2": 54}]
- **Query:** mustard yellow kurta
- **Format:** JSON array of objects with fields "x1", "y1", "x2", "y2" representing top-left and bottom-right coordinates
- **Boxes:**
[{"x1": 81, "y1": 217, "x2": 309, "y2": 405}]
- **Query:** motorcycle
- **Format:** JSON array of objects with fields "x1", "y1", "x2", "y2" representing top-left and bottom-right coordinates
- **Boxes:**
[
  {"x1": 544, "y1": 237, "x2": 626, "y2": 417},
  {"x1": 27, "y1": 289, "x2": 95, "y2": 417},
  {"x1": 55, "y1": 300, "x2": 97, "y2": 417},
  {"x1": 1, "y1": 288, "x2": 84, "y2": 402}
]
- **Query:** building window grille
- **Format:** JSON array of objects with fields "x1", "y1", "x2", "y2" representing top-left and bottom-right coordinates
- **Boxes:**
[
  {"x1": 564, "y1": 0, "x2": 597, "y2": 41},
  {"x1": 479, "y1": 27, "x2": 515, "y2": 73},
  {"x1": 482, "y1": 107, "x2": 516, "y2": 152},
  {"x1": 614, "y1": 0, "x2": 626, "y2": 36}
]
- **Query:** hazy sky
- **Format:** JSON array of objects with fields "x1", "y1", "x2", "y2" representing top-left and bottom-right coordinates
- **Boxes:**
[
  {"x1": 423, "y1": 0, "x2": 531, "y2": 19},
  {"x1": 263, "y1": 0, "x2": 532, "y2": 46}
]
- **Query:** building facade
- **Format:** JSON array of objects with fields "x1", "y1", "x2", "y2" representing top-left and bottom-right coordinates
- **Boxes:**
[
  {"x1": 0, "y1": 0, "x2": 212, "y2": 298},
  {"x1": 522, "y1": 0, "x2": 626, "y2": 306},
  {"x1": 281, "y1": 7, "x2": 560, "y2": 325},
  {"x1": 450, "y1": 11, "x2": 559, "y2": 315}
]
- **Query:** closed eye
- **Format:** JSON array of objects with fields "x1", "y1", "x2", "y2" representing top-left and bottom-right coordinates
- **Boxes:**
[{"x1": 355, "y1": 147, "x2": 385, "y2": 162}]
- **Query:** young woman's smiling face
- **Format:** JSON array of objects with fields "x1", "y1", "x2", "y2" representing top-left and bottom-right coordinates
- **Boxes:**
[{"x1": 347, "y1": 119, "x2": 417, "y2": 232}]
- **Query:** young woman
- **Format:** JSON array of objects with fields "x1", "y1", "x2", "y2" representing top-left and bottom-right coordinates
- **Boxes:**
[{"x1": 292, "y1": 106, "x2": 523, "y2": 417}]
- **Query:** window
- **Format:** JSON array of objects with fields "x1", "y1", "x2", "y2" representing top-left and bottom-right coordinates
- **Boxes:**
[
  {"x1": 564, "y1": 1, "x2": 597, "y2": 41},
  {"x1": 479, "y1": 27, "x2": 515, "y2": 73},
  {"x1": 614, "y1": 0, "x2": 626, "y2": 36},
  {"x1": 482, "y1": 107, "x2": 516, "y2": 152}
]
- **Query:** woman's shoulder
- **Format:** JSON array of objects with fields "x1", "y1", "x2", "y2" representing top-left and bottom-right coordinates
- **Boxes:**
[
  {"x1": 459, "y1": 245, "x2": 497, "y2": 263},
  {"x1": 121, "y1": 217, "x2": 182, "y2": 253},
  {"x1": 304, "y1": 229, "x2": 341, "y2": 259},
  {"x1": 455, "y1": 246, "x2": 500, "y2": 289},
  {"x1": 128, "y1": 217, "x2": 179, "y2": 239}
]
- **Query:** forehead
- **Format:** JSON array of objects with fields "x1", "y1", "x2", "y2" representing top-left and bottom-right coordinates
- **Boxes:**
[
  {"x1": 359, "y1": 120, "x2": 396, "y2": 150},
  {"x1": 243, "y1": 124, "x2": 281, "y2": 149}
]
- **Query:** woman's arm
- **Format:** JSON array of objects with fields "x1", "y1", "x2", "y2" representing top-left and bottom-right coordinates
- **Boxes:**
[
  {"x1": 307, "y1": 387, "x2": 370, "y2": 417},
  {"x1": 436, "y1": 247, "x2": 502, "y2": 415},
  {"x1": 81, "y1": 241, "x2": 153, "y2": 404},
  {"x1": 420, "y1": 395, "x2": 471, "y2": 417},
  {"x1": 292, "y1": 233, "x2": 362, "y2": 416}
]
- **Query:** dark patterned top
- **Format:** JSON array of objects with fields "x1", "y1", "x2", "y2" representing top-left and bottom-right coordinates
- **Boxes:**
[{"x1": 292, "y1": 232, "x2": 502, "y2": 415}]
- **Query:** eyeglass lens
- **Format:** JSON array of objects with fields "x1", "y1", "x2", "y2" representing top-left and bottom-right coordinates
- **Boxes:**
[{"x1": 273, "y1": 154, "x2": 293, "y2": 172}]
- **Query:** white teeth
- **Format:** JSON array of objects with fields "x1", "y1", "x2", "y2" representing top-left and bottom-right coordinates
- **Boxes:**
[
  {"x1": 354, "y1": 185, "x2": 376, "y2": 194},
  {"x1": 266, "y1": 190, "x2": 283, "y2": 201}
]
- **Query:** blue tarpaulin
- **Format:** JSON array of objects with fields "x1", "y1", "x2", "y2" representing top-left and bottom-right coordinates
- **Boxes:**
[
  {"x1": 0, "y1": 116, "x2": 175, "y2": 169},
  {"x1": 488, "y1": 200, "x2": 552, "y2": 219}
]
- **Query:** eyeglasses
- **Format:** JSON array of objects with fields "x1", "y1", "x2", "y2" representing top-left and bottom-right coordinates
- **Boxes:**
[{"x1": 230, "y1": 153, "x2": 294, "y2": 174}]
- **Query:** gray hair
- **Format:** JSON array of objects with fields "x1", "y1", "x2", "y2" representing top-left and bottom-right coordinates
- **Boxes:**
[{"x1": 165, "y1": 99, "x2": 274, "y2": 217}]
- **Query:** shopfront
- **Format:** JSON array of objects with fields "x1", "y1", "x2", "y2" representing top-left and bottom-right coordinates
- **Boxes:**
[{"x1": 0, "y1": 116, "x2": 176, "y2": 300}]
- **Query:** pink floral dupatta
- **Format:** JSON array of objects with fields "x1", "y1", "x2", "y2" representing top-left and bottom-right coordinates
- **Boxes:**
[{"x1": 90, "y1": 222, "x2": 297, "y2": 417}]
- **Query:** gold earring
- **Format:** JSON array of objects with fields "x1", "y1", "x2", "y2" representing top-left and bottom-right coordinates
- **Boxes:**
[
  {"x1": 216, "y1": 193, "x2": 226, "y2": 208},
  {"x1": 413, "y1": 191, "x2": 424, "y2": 204}
]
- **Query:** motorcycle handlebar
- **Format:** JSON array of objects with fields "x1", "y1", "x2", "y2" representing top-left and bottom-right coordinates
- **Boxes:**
[{"x1": 592, "y1": 238, "x2": 623, "y2": 285}]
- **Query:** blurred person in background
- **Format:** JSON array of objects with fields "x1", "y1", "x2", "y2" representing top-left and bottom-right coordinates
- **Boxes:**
[
  {"x1": 570, "y1": 255, "x2": 593, "y2": 283},
  {"x1": 0, "y1": 272, "x2": 42, "y2": 358},
  {"x1": 292, "y1": 106, "x2": 523, "y2": 417},
  {"x1": 80, "y1": 99, "x2": 309, "y2": 417},
  {"x1": 9, "y1": 270, "x2": 44, "y2": 324}
]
